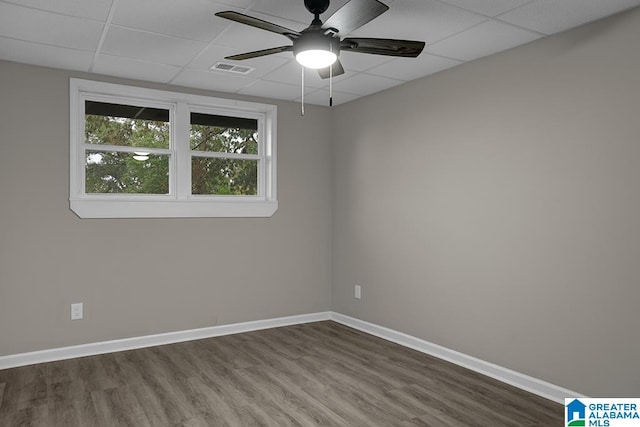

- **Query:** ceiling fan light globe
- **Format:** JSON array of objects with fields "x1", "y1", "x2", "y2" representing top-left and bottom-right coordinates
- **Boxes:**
[{"x1": 296, "y1": 49, "x2": 337, "y2": 69}]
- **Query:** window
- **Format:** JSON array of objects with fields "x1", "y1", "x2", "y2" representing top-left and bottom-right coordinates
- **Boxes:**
[{"x1": 70, "y1": 79, "x2": 277, "y2": 218}]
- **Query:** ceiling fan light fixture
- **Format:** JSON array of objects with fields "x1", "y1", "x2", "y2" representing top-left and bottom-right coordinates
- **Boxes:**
[
  {"x1": 296, "y1": 49, "x2": 337, "y2": 69},
  {"x1": 293, "y1": 29, "x2": 340, "y2": 69}
]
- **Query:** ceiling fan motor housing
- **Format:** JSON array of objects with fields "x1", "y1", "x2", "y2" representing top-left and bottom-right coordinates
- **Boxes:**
[
  {"x1": 304, "y1": 0, "x2": 330, "y2": 15},
  {"x1": 293, "y1": 28, "x2": 340, "y2": 58}
]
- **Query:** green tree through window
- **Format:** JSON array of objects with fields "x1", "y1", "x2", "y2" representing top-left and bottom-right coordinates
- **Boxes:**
[
  {"x1": 190, "y1": 123, "x2": 258, "y2": 195},
  {"x1": 85, "y1": 113, "x2": 170, "y2": 194}
]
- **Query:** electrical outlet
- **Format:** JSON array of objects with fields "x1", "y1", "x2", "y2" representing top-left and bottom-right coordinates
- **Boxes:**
[
  {"x1": 71, "y1": 302, "x2": 83, "y2": 320},
  {"x1": 355, "y1": 285, "x2": 361, "y2": 299}
]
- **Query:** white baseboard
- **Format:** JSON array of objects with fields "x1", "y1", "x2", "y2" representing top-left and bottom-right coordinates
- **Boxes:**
[
  {"x1": 0, "y1": 310, "x2": 584, "y2": 404},
  {"x1": 0, "y1": 311, "x2": 331, "y2": 370},
  {"x1": 330, "y1": 312, "x2": 586, "y2": 404}
]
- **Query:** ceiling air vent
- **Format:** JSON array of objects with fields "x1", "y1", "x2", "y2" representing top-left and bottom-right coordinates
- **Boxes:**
[{"x1": 211, "y1": 62, "x2": 255, "y2": 75}]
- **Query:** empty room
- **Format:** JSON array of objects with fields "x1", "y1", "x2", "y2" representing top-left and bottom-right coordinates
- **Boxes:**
[{"x1": 1, "y1": 0, "x2": 639, "y2": 425}]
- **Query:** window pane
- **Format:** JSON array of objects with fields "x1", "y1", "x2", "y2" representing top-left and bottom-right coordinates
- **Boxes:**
[
  {"x1": 85, "y1": 101, "x2": 170, "y2": 149},
  {"x1": 190, "y1": 113, "x2": 258, "y2": 154},
  {"x1": 85, "y1": 151, "x2": 169, "y2": 194},
  {"x1": 191, "y1": 157, "x2": 257, "y2": 195}
]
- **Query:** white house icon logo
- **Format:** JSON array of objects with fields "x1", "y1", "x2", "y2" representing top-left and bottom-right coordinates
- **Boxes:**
[{"x1": 566, "y1": 399, "x2": 586, "y2": 426}]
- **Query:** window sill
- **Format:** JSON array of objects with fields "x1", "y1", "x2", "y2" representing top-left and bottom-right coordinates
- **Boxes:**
[{"x1": 70, "y1": 199, "x2": 278, "y2": 218}]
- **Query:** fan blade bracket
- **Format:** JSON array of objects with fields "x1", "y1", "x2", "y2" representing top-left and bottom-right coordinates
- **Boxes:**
[
  {"x1": 341, "y1": 37, "x2": 425, "y2": 57},
  {"x1": 323, "y1": 27, "x2": 339, "y2": 37},
  {"x1": 340, "y1": 39, "x2": 357, "y2": 49}
]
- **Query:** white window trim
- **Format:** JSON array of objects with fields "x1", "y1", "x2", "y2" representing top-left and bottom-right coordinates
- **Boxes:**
[{"x1": 69, "y1": 78, "x2": 277, "y2": 218}]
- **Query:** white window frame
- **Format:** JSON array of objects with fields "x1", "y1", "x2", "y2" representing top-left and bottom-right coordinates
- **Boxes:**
[{"x1": 70, "y1": 78, "x2": 277, "y2": 218}]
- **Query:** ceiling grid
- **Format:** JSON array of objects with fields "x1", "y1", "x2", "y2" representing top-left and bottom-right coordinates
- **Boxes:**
[{"x1": 0, "y1": 0, "x2": 638, "y2": 105}]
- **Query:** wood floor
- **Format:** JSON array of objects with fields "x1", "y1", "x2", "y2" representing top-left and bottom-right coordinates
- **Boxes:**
[{"x1": 0, "y1": 321, "x2": 562, "y2": 426}]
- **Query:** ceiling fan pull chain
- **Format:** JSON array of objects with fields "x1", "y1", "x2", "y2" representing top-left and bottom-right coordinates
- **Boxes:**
[
  {"x1": 301, "y1": 65, "x2": 305, "y2": 116},
  {"x1": 329, "y1": 63, "x2": 333, "y2": 107}
]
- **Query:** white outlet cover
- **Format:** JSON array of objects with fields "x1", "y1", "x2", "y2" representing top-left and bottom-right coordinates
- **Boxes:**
[
  {"x1": 71, "y1": 302, "x2": 83, "y2": 320},
  {"x1": 355, "y1": 285, "x2": 362, "y2": 299}
]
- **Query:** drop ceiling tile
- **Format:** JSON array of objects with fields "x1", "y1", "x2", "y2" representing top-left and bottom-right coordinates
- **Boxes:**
[
  {"x1": 367, "y1": 53, "x2": 462, "y2": 81},
  {"x1": 92, "y1": 54, "x2": 182, "y2": 83},
  {"x1": 2, "y1": 0, "x2": 113, "y2": 21},
  {"x1": 101, "y1": 26, "x2": 207, "y2": 66},
  {"x1": 332, "y1": 72, "x2": 404, "y2": 96},
  {"x1": 262, "y1": 61, "x2": 353, "y2": 89},
  {"x1": 0, "y1": 2, "x2": 103, "y2": 50},
  {"x1": 112, "y1": 0, "x2": 227, "y2": 42},
  {"x1": 339, "y1": 51, "x2": 395, "y2": 72},
  {"x1": 171, "y1": 68, "x2": 256, "y2": 93},
  {"x1": 426, "y1": 20, "x2": 541, "y2": 61},
  {"x1": 497, "y1": 0, "x2": 640, "y2": 35},
  {"x1": 296, "y1": 89, "x2": 360, "y2": 106},
  {"x1": 437, "y1": 0, "x2": 533, "y2": 17},
  {"x1": 216, "y1": 0, "x2": 254, "y2": 8},
  {"x1": 237, "y1": 80, "x2": 301, "y2": 101},
  {"x1": 0, "y1": 36, "x2": 94, "y2": 71},
  {"x1": 188, "y1": 44, "x2": 290, "y2": 78},
  {"x1": 349, "y1": 0, "x2": 486, "y2": 43},
  {"x1": 262, "y1": 61, "x2": 308, "y2": 86},
  {"x1": 0, "y1": 0, "x2": 636, "y2": 103}
]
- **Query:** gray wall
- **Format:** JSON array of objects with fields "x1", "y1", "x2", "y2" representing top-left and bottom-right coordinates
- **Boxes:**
[
  {"x1": 332, "y1": 8, "x2": 640, "y2": 397},
  {"x1": 2, "y1": 6, "x2": 640, "y2": 399},
  {"x1": 0, "y1": 62, "x2": 333, "y2": 355}
]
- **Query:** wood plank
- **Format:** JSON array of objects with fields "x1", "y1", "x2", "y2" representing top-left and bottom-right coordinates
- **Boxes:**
[
  {"x1": 0, "y1": 321, "x2": 563, "y2": 425},
  {"x1": 0, "y1": 382, "x2": 5, "y2": 412}
]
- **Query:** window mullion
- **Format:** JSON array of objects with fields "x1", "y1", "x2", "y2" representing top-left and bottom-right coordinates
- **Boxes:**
[
  {"x1": 189, "y1": 152, "x2": 260, "y2": 160},
  {"x1": 83, "y1": 145, "x2": 172, "y2": 155},
  {"x1": 175, "y1": 102, "x2": 191, "y2": 200},
  {"x1": 257, "y1": 117, "x2": 265, "y2": 198}
]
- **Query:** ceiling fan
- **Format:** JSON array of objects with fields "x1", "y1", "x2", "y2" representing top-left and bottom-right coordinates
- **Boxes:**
[{"x1": 215, "y1": 0, "x2": 425, "y2": 79}]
